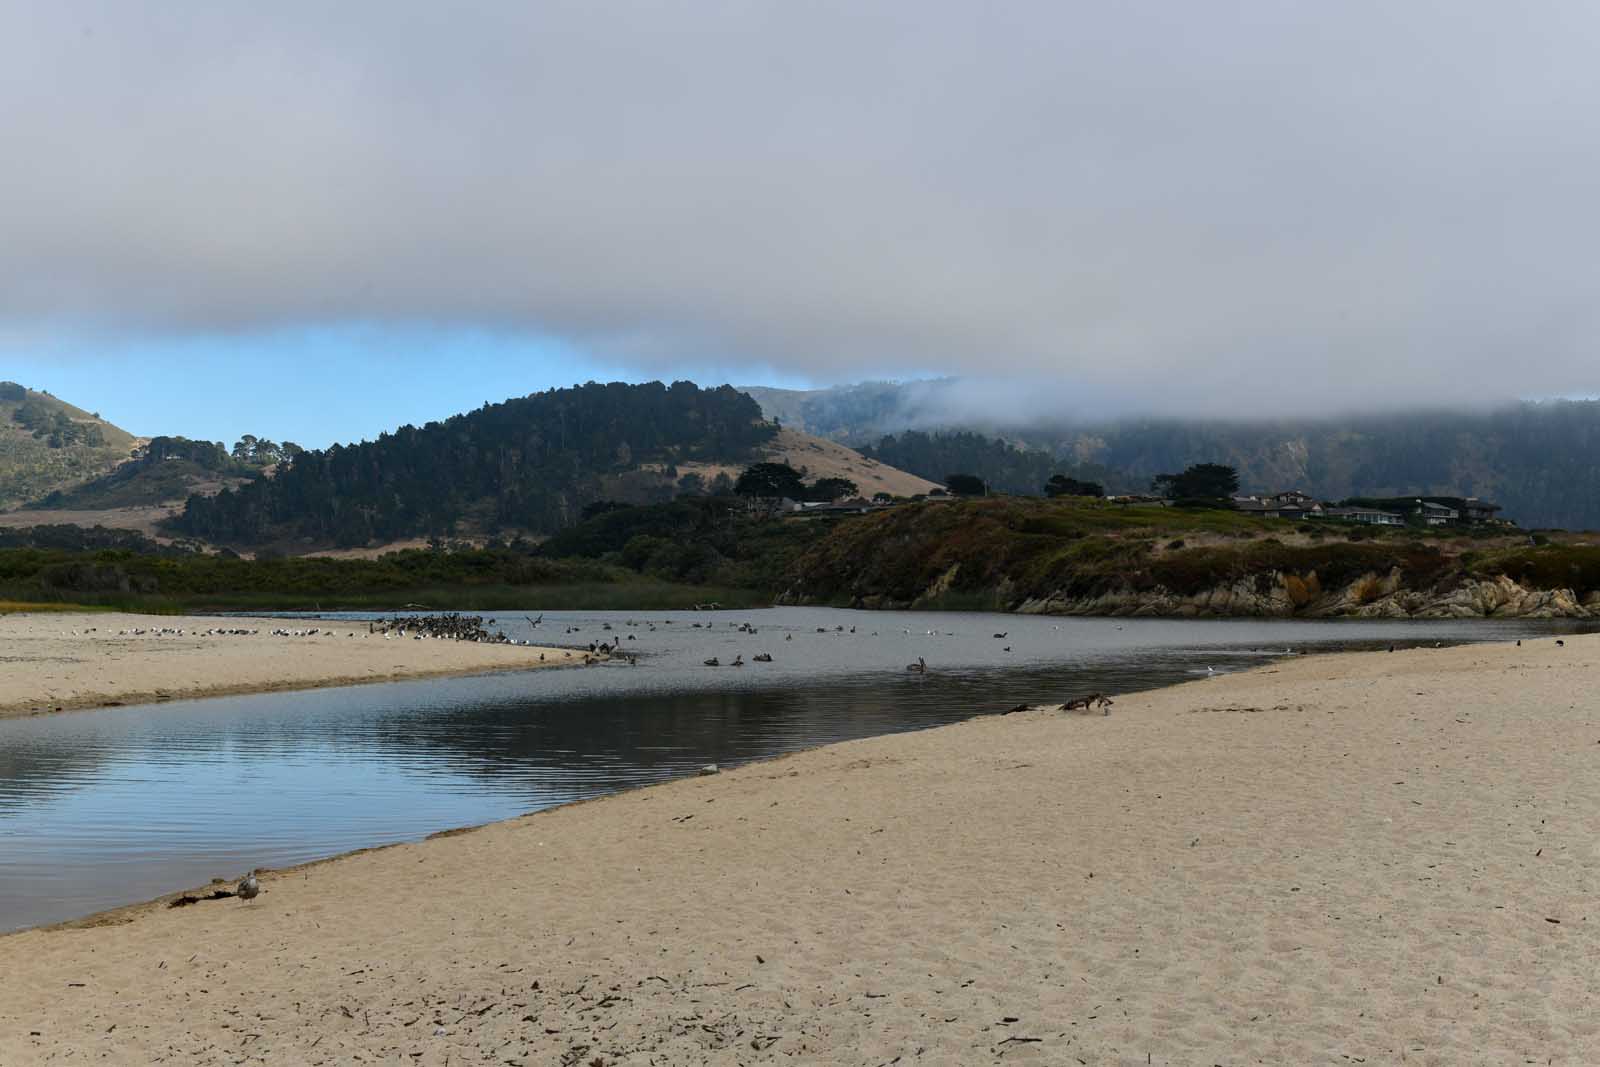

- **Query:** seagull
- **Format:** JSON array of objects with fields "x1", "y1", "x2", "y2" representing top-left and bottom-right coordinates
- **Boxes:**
[
  {"x1": 237, "y1": 871, "x2": 260, "y2": 902},
  {"x1": 1206, "y1": 666, "x2": 1216, "y2": 674}
]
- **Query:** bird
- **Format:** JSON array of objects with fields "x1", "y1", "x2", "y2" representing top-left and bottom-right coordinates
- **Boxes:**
[
  {"x1": 236, "y1": 871, "x2": 260, "y2": 902},
  {"x1": 1206, "y1": 666, "x2": 1216, "y2": 674},
  {"x1": 993, "y1": 632, "x2": 1007, "y2": 639},
  {"x1": 731, "y1": 654, "x2": 744, "y2": 667},
  {"x1": 1002, "y1": 646, "x2": 1011, "y2": 652},
  {"x1": 704, "y1": 657, "x2": 720, "y2": 667},
  {"x1": 906, "y1": 656, "x2": 927, "y2": 673},
  {"x1": 1388, "y1": 645, "x2": 1395, "y2": 652},
  {"x1": 1556, "y1": 639, "x2": 1565, "y2": 647},
  {"x1": 525, "y1": 614, "x2": 543, "y2": 628}
]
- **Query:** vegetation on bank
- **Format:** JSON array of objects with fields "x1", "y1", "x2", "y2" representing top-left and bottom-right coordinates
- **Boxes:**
[
  {"x1": 5, "y1": 495, "x2": 1598, "y2": 616},
  {"x1": 0, "y1": 543, "x2": 768, "y2": 612},
  {"x1": 780, "y1": 497, "x2": 1600, "y2": 610}
]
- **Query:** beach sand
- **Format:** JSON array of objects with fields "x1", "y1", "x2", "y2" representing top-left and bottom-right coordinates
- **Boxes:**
[
  {"x1": 0, "y1": 612, "x2": 581, "y2": 717},
  {"x1": 1, "y1": 635, "x2": 1595, "y2": 1063}
]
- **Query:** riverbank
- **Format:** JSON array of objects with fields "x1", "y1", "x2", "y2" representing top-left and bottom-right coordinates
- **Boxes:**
[
  {"x1": 0, "y1": 612, "x2": 581, "y2": 717},
  {"x1": 2, "y1": 634, "x2": 1595, "y2": 1063}
]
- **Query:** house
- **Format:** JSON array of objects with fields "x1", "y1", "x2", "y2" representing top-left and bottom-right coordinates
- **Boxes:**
[
  {"x1": 1232, "y1": 491, "x2": 1325, "y2": 520},
  {"x1": 1323, "y1": 506, "x2": 1405, "y2": 526},
  {"x1": 1414, "y1": 500, "x2": 1458, "y2": 526},
  {"x1": 1460, "y1": 498, "x2": 1503, "y2": 523}
]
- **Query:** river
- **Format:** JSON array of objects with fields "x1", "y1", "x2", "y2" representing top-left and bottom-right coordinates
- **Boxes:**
[{"x1": 0, "y1": 608, "x2": 1588, "y2": 931}]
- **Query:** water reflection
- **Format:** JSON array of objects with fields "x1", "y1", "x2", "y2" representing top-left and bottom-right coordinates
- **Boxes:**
[{"x1": 0, "y1": 609, "x2": 1590, "y2": 931}]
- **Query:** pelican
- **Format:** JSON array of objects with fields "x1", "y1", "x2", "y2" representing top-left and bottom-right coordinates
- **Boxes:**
[{"x1": 906, "y1": 656, "x2": 927, "y2": 673}]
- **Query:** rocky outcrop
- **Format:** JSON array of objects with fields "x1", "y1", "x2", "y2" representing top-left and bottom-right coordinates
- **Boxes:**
[{"x1": 1009, "y1": 570, "x2": 1593, "y2": 620}]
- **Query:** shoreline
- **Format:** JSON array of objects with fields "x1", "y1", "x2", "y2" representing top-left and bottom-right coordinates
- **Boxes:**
[
  {"x1": 0, "y1": 611, "x2": 583, "y2": 719},
  {"x1": 2, "y1": 632, "x2": 1594, "y2": 1062}
]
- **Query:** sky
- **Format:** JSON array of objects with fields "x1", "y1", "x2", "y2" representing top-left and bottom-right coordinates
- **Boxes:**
[{"x1": 4, "y1": 1, "x2": 1600, "y2": 446}]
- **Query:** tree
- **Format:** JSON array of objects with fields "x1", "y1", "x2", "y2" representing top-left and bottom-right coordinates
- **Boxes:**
[
  {"x1": 1152, "y1": 463, "x2": 1239, "y2": 503},
  {"x1": 807, "y1": 477, "x2": 859, "y2": 502},
  {"x1": 735, "y1": 462, "x2": 806, "y2": 499},
  {"x1": 945, "y1": 473, "x2": 987, "y2": 497},
  {"x1": 1045, "y1": 474, "x2": 1104, "y2": 498}
]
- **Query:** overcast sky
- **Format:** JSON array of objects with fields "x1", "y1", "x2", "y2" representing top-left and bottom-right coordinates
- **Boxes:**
[{"x1": 4, "y1": 1, "x2": 1599, "y2": 443}]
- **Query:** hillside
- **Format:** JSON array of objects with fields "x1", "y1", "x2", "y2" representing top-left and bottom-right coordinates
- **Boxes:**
[
  {"x1": 743, "y1": 380, "x2": 1600, "y2": 530},
  {"x1": 175, "y1": 381, "x2": 782, "y2": 549},
  {"x1": 779, "y1": 496, "x2": 1600, "y2": 618},
  {"x1": 0, "y1": 382, "x2": 141, "y2": 510},
  {"x1": 672, "y1": 426, "x2": 941, "y2": 498}
]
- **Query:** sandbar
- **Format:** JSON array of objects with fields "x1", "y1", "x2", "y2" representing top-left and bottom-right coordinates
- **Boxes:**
[{"x1": 0, "y1": 611, "x2": 581, "y2": 717}]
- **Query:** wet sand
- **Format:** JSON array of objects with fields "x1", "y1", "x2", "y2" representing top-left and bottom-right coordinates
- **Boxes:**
[
  {"x1": 0, "y1": 612, "x2": 580, "y2": 717},
  {"x1": 0, "y1": 634, "x2": 1595, "y2": 1063}
]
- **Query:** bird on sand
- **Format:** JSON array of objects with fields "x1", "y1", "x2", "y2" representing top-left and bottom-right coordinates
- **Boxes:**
[
  {"x1": 237, "y1": 871, "x2": 259, "y2": 902},
  {"x1": 1556, "y1": 639, "x2": 1565, "y2": 647}
]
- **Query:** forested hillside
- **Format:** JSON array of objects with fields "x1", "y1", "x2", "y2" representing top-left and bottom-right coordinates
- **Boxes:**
[
  {"x1": 1059, "y1": 404, "x2": 1600, "y2": 529},
  {"x1": 862, "y1": 430, "x2": 1108, "y2": 495},
  {"x1": 176, "y1": 381, "x2": 776, "y2": 547},
  {"x1": 37, "y1": 436, "x2": 256, "y2": 510},
  {"x1": 0, "y1": 382, "x2": 140, "y2": 509},
  {"x1": 747, "y1": 382, "x2": 1600, "y2": 529}
]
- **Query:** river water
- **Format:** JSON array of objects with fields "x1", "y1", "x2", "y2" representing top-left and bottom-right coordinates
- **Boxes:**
[{"x1": 0, "y1": 608, "x2": 1587, "y2": 931}]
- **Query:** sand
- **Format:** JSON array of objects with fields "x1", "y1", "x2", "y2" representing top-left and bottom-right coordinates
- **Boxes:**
[
  {"x1": 1, "y1": 635, "x2": 1596, "y2": 1064},
  {"x1": 0, "y1": 612, "x2": 581, "y2": 717}
]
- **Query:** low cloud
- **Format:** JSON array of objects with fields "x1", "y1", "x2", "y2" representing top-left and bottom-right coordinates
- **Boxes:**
[{"x1": 4, "y1": 2, "x2": 1600, "y2": 413}]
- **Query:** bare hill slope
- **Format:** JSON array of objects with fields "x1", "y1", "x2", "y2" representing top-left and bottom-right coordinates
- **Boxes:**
[
  {"x1": 676, "y1": 426, "x2": 942, "y2": 498},
  {"x1": 0, "y1": 383, "x2": 141, "y2": 510}
]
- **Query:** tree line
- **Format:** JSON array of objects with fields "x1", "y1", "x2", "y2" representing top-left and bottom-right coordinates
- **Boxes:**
[{"x1": 175, "y1": 381, "x2": 776, "y2": 547}]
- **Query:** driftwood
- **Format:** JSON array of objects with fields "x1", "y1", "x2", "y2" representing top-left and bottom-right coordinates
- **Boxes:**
[{"x1": 1062, "y1": 693, "x2": 1114, "y2": 715}]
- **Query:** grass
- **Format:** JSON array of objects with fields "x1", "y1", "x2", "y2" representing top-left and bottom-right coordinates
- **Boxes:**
[
  {"x1": 0, "y1": 581, "x2": 771, "y2": 615},
  {"x1": 0, "y1": 599, "x2": 114, "y2": 614},
  {"x1": 782, "y1": 496, "x2": 1561, "y2": 610}
]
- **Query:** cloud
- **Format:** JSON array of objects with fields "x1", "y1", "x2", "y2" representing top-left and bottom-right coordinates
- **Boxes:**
[{"x1": 4, "y1": 1, "x2": 1599, "y2": 413}]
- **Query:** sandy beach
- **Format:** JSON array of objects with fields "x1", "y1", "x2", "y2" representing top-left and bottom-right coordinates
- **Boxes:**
[
  {"x1": 0, "y1": 612, "x2": 581, "y2": 717},
  {"x1": 1, "y1": 634, "x2": 1596, "y2": 1063}
]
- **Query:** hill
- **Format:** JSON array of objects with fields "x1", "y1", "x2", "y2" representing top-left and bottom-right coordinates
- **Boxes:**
[
  {"x1": 0, "y1": 382, "x2": 141, "y2": 510},
  {"x1": 175, "y1": 381, "x2": 783, "y2": 550},
  {"x1": 743, "y1": 381, "x2": 1600, "y2": 530},
  {"x1": 671, "y1": 426, "x2": 941, "y2": 499}
]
